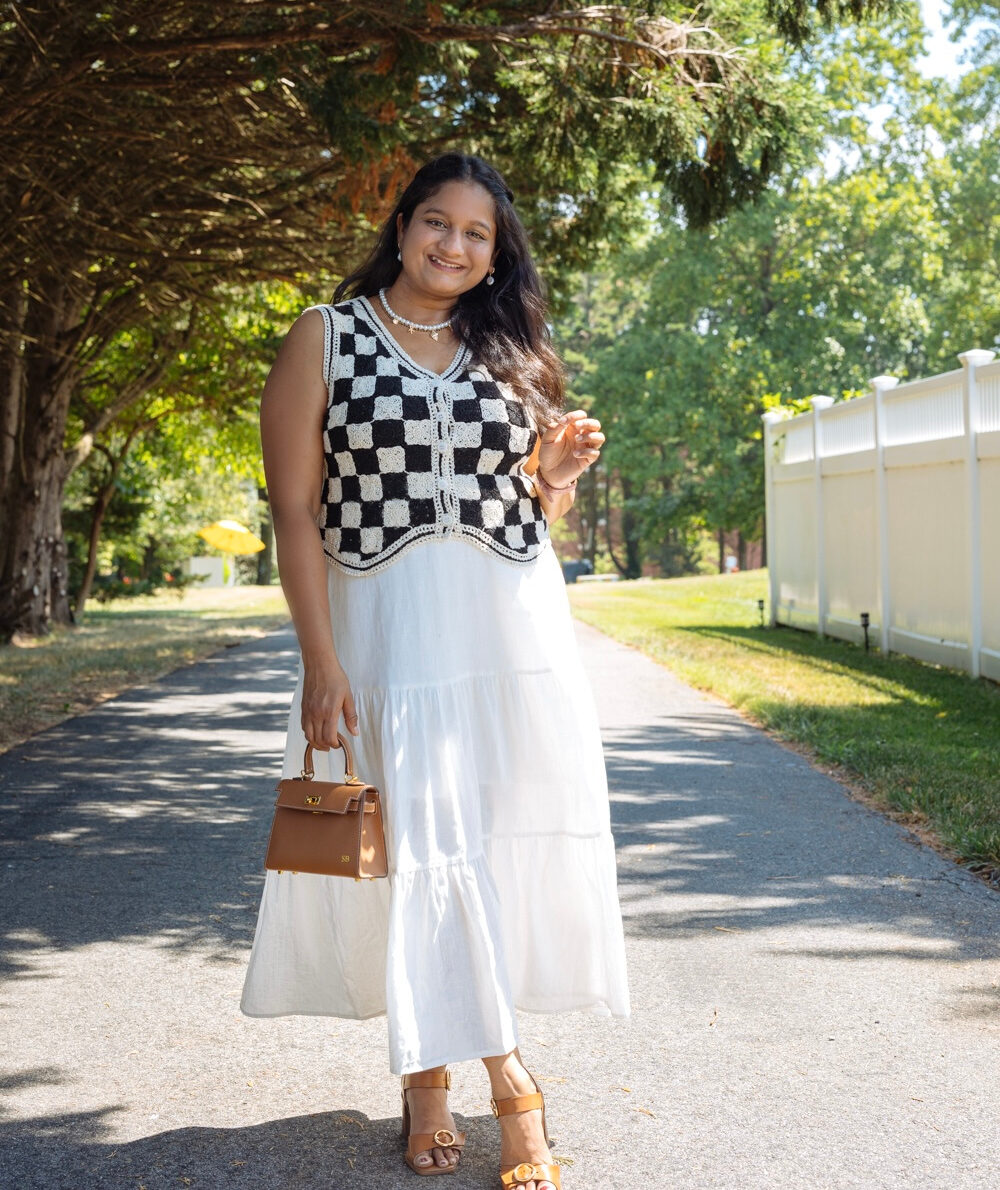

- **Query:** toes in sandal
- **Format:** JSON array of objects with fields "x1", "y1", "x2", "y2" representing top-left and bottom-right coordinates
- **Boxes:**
[
  {"x1": 491, "y1": 1070, "x2": 561, "y2": 1189},
  {"x1": 401, "y1": 1070, "x2": 466, "y2": 1177}
]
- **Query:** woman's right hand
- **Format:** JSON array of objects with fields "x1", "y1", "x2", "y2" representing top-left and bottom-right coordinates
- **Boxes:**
[{"x1": 301, "y1": 656, "x2": 359, "y2": 749}]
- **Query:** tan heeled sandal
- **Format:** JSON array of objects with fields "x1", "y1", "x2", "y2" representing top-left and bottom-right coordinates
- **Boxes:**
[
  {"x1": 400, "y1": 1069, "x2": 466, "y2": 1176},
  {"x1": 491, "y1": 1070, "x2": 562, "y2": 1189}
]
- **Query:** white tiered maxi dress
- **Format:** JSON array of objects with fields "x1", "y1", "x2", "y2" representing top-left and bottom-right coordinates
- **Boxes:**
[{"x1": 241, "y1": 535, "x2": 630, "y2": 1075}]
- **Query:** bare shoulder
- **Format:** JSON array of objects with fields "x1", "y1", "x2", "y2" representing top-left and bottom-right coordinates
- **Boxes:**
[
  {"x1": 276, "y1": 306, "x2": 326, "y2": 364},
  {"x1": 263, "y1": 308, "x2": 328, "y2": 410},
  {"x1": 260, "y1": 309, "x2": 328, "y2": 490}
]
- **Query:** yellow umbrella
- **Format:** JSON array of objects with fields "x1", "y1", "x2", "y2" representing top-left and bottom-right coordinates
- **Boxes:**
[{"x1": 197, "y1": 519, "x2": 266, "y2": 554}]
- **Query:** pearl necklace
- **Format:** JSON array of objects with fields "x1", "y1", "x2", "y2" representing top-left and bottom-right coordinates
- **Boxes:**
[{"x1": 378, "y1": 288, "x2": 453, "y2": 340}]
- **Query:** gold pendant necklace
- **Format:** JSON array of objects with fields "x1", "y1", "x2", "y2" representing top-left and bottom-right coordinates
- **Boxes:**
[{"x1": 378, "y1": 288, "x2": 452, "y2": 340}]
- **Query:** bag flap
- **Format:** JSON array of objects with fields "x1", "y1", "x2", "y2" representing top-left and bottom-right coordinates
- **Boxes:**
[{"x1": 273, "y1": 777, "x2": 377, "y2": 815}]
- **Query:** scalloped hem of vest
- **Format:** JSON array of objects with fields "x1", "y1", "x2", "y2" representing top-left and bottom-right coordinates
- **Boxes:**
[{"x1": 322, "y1": 527, "x2": 552, "y2": 577}]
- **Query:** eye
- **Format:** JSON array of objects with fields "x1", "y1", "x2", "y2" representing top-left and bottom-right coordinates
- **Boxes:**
[{"x1": 426, "y1": 218, "x2": 447, "y2": 228}]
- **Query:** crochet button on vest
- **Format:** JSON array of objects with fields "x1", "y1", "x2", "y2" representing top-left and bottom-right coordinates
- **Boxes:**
[{"x1": 309, "y1": 298, "x2": 550, "y2": 576}]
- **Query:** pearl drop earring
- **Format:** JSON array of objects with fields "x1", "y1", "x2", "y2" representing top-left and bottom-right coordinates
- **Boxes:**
[
  {"x1": 397, "y1": 249, "x2": 402, "y2": 261},
  {"x1": 486, "y1": 268, "x2": 495, "y2": 286}
]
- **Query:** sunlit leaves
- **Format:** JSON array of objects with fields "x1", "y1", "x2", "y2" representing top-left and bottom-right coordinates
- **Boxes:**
[{"x1": 554, "y1": 6, "x2": 998, "y2": 574}]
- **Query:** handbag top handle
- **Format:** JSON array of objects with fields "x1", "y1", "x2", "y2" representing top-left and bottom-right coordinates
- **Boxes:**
[{"x1": 302, "y1": 734, "x2": 356, "y2": 782}]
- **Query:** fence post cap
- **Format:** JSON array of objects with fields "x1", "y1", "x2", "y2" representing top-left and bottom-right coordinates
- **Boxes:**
[
  {"x1": 871, "y1": 374, "x2": 899, "y2": 393},
  {"x1": 810, "y1": 395, "x2": 835, "y2": 410},
  {"x1": 958, "y1": 348, "x2": 996, "y2": 368},
  {"x1": 761, "y1": 410, "x2": 783, "y2": 423}
]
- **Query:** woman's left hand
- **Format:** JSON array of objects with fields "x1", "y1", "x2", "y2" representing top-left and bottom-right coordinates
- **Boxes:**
[{"x1": 536, "y1": 409, "x2": 605, "y2": 488}]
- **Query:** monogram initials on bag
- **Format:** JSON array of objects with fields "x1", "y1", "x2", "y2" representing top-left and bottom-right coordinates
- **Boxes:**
[{"x1": 340, "y1": 854, "x2": 350, "y2": 863}]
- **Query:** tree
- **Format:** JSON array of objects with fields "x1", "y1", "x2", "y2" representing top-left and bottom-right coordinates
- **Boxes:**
[
  {"x1": 555, "y1": 8, "x2": 982, "y2": 572},
  {"x1": 1, "y1": 0, "x2": 902, "y2": 635},
  {"x1": 63, "y1": 282, "x2": 300, "y2": 610}
]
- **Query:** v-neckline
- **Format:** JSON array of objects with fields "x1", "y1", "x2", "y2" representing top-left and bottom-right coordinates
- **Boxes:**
[{"x1": 358, "y1": 296, "x2": 468, "y2": 382}]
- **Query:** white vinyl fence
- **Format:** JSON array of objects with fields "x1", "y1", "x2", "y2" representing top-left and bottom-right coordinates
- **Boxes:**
[{"x1": 762, "y1": 349, "x2": 1000, "y2": 681}]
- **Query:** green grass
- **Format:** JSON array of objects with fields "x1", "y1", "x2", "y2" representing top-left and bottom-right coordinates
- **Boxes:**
[
  {"x1": 0, "y1": 586, "x2": 290, "y2": 754},
  {"x1": 569, "y1": 569, "x2": 1000, "y2": 879}
]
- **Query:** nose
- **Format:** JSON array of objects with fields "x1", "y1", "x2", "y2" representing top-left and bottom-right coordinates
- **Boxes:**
[{"x1": 437, "y1": 226, "x2": 464, "y2": 258}]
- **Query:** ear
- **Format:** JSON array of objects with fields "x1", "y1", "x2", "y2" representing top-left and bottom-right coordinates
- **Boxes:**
[{"x1": 396, "y1": 212, "x2": 405, "y2": 248}]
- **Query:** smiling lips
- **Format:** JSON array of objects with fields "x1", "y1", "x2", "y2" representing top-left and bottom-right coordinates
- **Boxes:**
[{"x1": 428, "y1": 254, "x2": 464, "y2": 272}]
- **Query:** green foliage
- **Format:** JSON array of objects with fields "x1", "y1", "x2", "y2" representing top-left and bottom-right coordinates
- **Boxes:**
[
  {"x1": 63, "y1": 449, "x2": 261, "y2": 600},
  {"x1": 554, "y1": 8, "x2": 1000, "y2": 576},
  {"x1": 2, "y1": 0, "x2": 914, "y2": 635},
  {"x1": 63, "y1": 282, "x2": 321, "y2": 603},
  {"x1": 766, "y1": 0, "x2": 909, "y2": 43},
  {"x1": 10, "y1": 1, "x2": 994, "y2": 611}
]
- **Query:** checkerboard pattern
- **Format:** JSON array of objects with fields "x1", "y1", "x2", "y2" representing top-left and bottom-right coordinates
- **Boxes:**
[{"x1": 310, "y1": 300, "x2": 550, "y2": 575}]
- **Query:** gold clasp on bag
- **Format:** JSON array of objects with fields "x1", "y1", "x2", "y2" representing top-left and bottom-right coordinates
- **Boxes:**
[{"x1": 305, "y1": 795, "x2": 321, "y2": 806}]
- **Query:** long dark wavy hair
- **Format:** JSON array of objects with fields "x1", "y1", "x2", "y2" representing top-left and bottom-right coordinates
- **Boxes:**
[{"x1": 333, "y1": 153, "x2": 564, "y2": 428}]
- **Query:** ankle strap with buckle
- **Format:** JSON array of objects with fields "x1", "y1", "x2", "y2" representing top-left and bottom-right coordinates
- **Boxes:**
[{"x1": 490, "y1": 1091, "x2": 543, "y2": 1117}]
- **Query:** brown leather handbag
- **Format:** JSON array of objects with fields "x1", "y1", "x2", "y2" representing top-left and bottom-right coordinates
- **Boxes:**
[{"x1": 264, "y1": 734, "x2": 388, "y2": 879}]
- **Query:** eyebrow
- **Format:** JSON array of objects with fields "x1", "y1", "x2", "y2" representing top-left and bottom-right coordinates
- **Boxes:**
[{"x1": 423, "y1": 207, "x2": 493, "y2": 233}]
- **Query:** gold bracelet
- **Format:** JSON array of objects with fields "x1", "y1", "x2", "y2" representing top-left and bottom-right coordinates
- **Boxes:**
[{"x1": 535, "y1": 467, "x2": 579, "y2": 493}]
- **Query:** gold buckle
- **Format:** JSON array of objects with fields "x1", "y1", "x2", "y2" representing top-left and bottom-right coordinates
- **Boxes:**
[
  {"x1": 512, "y1": 1163, "x2": 537, "y2": 1183},
  {"x1": 433, "y1": 1128, "x2": 456, "y2": 1147},
  {"x1": 304, "y1": 795, "x2": 321, "y2": 806},
  {"x1": 489, "y1": 1096, "x2": 499, "y2": 1117}
]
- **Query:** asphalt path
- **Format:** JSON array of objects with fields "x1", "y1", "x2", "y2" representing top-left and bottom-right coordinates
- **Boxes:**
[{"x1": 1, "y1": 620, "x2": 998, "y2": 1189}]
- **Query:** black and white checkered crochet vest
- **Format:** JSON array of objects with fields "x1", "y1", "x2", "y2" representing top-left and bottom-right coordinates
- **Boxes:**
[{"x1": 308, "y1": 297, "x2": 550, "y2": 576}]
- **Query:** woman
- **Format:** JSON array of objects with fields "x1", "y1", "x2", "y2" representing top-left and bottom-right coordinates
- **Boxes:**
[{"x1": 242, "y1": 153, "x2": 630, "y2": 1190}]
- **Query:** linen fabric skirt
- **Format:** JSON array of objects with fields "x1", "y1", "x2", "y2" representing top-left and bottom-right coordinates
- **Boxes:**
[{"x1": 241, "y1": 537, "x2": 630, "y2": 1075}]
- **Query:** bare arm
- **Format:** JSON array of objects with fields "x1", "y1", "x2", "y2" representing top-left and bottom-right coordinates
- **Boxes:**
[
  {"x1": 260, "y1": 310, "x2": 359, "y2": 747},
  {"x1": 524, "y1": 433, "x2": 577, "y2": 525}
]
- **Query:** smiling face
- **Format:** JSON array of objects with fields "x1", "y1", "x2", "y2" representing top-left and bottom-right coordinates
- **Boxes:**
[{"x1": 397, "y1": 180, "x2": 497, "y2": 299}]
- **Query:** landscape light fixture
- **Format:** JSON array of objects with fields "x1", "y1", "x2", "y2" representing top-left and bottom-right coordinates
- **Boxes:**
[
  {"x1": 860, "y1": 611, "x2": 870, "y2": 653},
  {"x1": 757, "y1": 598, "x2": 765, "y2": 628}
]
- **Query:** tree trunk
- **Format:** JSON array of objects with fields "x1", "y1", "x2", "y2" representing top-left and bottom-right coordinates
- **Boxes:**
[
  {"x1": 139, "y1": 536, "x2": 158, "y2": 581},
  {"x1": 737, "y1": 529, "x2": 747, "y2": 571},
  {"x1": 74, "y1": 480, "x2": 116, "y2": 617},
  {"x1": 570, "y1": 466, "x2": 598, "y2": 568},
  {"x1": 256, "y1": 487, "x2": 274, "y2": 585},
  {"x1": 74, "y1": 424, "x2": 148, "y2": 616},
  {"x1": 0, "y1": 274, "x2": 170, "y2": 636},
  {"x1": 0, "y1": 284, "x2": 82, "y2": 637},
  {"x1": 603, "y1": 472, "x2": 629, "y2": 578},
  {"x1": 0, "y1": 447, "x2": 72, "y2": 636},
  {"x1": 604, "y1": 472, "x2": 642, "y2": 580},
  {"x1": 586, "y1": 467, "x2": 600, "y2": 568},
  {"x1": 717, "y1": 527, "x2": 725, "y2": 573},
  {"x1": 621, "y1": 476, "x2": 642, "y2": 579}
]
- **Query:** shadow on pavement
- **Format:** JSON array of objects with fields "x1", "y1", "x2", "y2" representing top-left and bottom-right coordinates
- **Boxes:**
[
  {"x1": 603, "y1": 714, "x2": 999, "y2": 961},
  {"x1": 0, "y1": 630, "x2": 300, "y2": 981},
  {"x1": 1, "y1": 626, "x2": 997, "y2": 990},
  {"x1": 0, "y1": 1104, "x2": 507, "y2": 1190},
  {"x1": 2, "y1": 623, "x2": 999, "y2": 1187}
]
